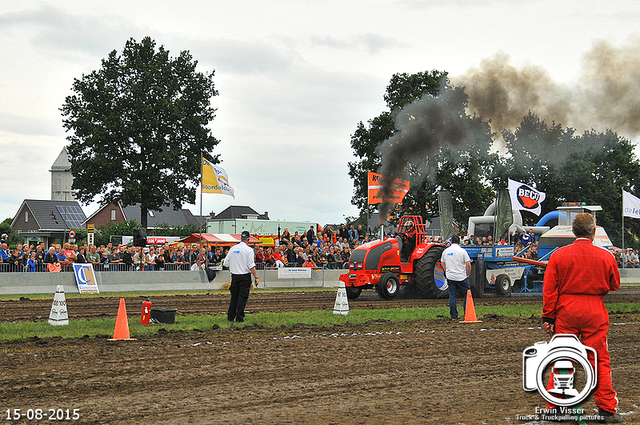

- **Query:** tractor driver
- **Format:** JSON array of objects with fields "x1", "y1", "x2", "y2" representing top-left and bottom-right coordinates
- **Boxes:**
[{"x1": 401, "y1": 220, "x2": 417, "y2": 261}]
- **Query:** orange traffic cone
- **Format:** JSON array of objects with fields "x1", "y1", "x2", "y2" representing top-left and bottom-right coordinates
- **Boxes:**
[
  {"x1": 109, "y1": 298, "x2": 136, "y2": 341},
  {"x1": 460, "y1": 290, "x2": 482, "y2": 323}
]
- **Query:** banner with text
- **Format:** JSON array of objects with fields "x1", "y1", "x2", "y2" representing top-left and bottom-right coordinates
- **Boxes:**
[
  {"x1": 367, "y1": 171, "x2": 410, "y2": 205},
  {"x1": 202, "y1": 158, "x2": 235, "y2": 198},
  {"x1": 72, "y1": 263, "x2": 100, "y2": 294},
  {"x1": 623, "y1": 190, "x2": 640, "y2": 219}
]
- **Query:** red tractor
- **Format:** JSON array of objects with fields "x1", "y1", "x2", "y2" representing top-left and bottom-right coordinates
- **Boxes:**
[{"x1": 339, "y1": 216, "x2": 448, "y2": 300}]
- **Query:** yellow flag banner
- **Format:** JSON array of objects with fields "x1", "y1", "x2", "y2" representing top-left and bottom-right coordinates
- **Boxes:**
[
  {"x1": 367, "y1": 171, "x2": 410, "y2": 205},
  {"x1": 201, "y1": 158, "x2": 235, "y2": 198}
]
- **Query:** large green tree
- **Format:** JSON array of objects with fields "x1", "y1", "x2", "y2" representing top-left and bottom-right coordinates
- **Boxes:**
[
  {"x1": 61, "y1": 36, "x2": 220, "y2": 229},
  {"x1": 500, "y1": 113, "x2": 640, "y2": 246}
]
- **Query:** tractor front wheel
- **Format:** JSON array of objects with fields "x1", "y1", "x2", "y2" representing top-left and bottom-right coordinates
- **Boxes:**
[
  {"x1": 377, "y1": 272, "x2": 399, "y2": 300},
  {"x1": 346, "y1": 286, "x2": 362, "y2": 300}
]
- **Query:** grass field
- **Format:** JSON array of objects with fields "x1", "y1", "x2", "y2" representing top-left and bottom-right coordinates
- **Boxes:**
[{"x1": 2, "y1": 300, "x2": 638, "y2": 342}]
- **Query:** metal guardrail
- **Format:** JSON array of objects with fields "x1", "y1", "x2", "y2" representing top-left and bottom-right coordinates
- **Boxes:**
[
  {"x1": 0, "y1": 262, "x2": 210, "y2": 273},
  {"x1": 0, "y1": 263, "x2": 54, "y2": 273},
  {"x1": 254, "y1": 261, "x2": 348, "y2": 270},
  {"x1": 0, "y1": 265, "x2": 346, "y2": 295}
]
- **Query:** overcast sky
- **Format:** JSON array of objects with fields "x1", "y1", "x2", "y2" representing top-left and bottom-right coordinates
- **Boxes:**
[{"x1": 1, "y1": 1, "x2": 639, "y2": 226}]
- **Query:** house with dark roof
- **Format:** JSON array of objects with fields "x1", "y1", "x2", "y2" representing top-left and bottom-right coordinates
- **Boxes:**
[
  {"x1": 212, "y1": 205, "x2": 269, "y2": 220},
  {"x1": 84, "y1": 202, "x2": 206, "y2": 230},
  {"x1": 11, "y1": 199, "x2": 87, "y2": 246}
]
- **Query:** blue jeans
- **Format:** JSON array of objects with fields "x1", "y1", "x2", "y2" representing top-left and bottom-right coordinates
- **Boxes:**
[{"x1": 448, "y1": 278, "x2": 470, "y2": 319}]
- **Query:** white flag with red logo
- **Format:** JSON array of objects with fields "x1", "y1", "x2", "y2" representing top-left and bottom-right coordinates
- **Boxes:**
[{"x1": 508, "y1": 179, "x2": 546, "y2": 216}]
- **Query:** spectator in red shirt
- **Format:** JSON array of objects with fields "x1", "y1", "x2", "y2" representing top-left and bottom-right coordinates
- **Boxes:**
[
  {"x1": 255, "y1": 246, "x2": 265, "y2": 269},
  {"x1": 273, "y1": 247, "x2": 285, "y2": 268}
]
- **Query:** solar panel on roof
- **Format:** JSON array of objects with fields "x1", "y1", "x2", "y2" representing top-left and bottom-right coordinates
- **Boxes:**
[{"x1": 56, "y1": 205, "x2": 86, "y2": 229}]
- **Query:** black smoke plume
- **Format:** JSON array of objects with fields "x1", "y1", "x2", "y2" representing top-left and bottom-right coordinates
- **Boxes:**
[
  {"x1": 457, "y1": 38, "x2": 640, "y2": 140},
  {"x1": 376, "y1": 38, "x2": 640, "y2": 221},
  {"x1": 377, "y1": 88, "x2": 472, "y2": 220}
]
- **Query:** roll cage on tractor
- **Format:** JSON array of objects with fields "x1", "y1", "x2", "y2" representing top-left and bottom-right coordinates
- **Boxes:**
[{"x1": 339, "y1": 216, "x2": 448, "y2": 300}]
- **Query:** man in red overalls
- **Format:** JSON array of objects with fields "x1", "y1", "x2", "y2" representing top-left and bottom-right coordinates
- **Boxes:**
[{"x1": 542, "y1": 213, "x2": 622, "y2": 423}]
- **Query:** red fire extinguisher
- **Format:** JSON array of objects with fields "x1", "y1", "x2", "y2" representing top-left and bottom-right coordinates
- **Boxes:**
[{"x1": 141, "y1": 296, "x2": 152, "y2": 325}]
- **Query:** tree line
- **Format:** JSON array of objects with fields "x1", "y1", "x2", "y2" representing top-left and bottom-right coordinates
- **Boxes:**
[{"x1": 348, "y1": 71, "x2": 640, "y2": 248}]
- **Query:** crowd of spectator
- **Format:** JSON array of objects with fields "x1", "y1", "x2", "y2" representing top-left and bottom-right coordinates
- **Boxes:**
[
  {"x1": 614, "y1": 248, "x2": 639, "y2": 268},
  {"x1": 5, "y1": 224, "x2": 635, "y2": 273},
  {"x1": 0, "y1": 223, "x2": 377, "y2": 273},
  {"x1": 0, "y1": 240, "x2": 234, "y2": 273},
  {"x1": 462, "y1": 229, "x2": 633, "y2": 268},
  {"x1": 254, "y1": 224, "x2": 374, "y2": 270},
  {"x1": 461, "y1": 229, "x2": 539, "y2": 259}
]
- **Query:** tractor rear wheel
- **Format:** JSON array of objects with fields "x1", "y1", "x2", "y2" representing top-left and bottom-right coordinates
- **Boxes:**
[
  {"x1": 378, "y1": 272, "x2": 400, "y2": 300},
  {"x1": 469, "y1": 261, "x2": 484, "y2": 298},
  {"x1": 346, "y1": 286, "x2": 362, "y2": 300},
  {"x1": 414, "y1": 245, "x2": 448, "y2": 299}
]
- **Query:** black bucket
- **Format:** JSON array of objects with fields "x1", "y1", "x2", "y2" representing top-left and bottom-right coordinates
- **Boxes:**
[{"x1": 150, "y1": 307, "x2": 177, "y2": 324}]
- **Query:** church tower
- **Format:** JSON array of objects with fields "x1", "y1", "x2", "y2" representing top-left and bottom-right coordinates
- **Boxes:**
[{"x1": 50, "y1": 147, "x2": 75, "y2": 201}]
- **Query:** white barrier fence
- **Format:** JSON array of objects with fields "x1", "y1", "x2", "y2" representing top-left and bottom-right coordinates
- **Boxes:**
[
  {"x1": 0, "y1": 268, "x2": 346, "y2": 295},
  {"x1": 2, "y1": 267, "x2": 638, "y2": 296},
  {"x1": 619, "y1": 268, "x2": 640, "y2": 284}
]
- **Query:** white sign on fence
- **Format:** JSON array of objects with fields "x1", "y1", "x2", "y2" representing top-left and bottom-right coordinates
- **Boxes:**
[
  {"x1": 277, "y1": 268, "x2": 312, "y2": 279},
  {"x1": 486, "y1": 267, "x2": 525, "y2": 283},
  {"x1": 72, "y1": 263, "x2": 100, "y2": 294},
  {"x1": 494, "y1": 246, "x2": 515, "y2": 259}
]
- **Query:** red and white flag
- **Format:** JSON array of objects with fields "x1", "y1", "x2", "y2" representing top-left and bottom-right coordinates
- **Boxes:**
[
  {"x1": 508, "y1": 179, "x2": 546, "y2": 216},
  {"x1": 368, "y1": 171, "x2": 410, "y2": 205}
]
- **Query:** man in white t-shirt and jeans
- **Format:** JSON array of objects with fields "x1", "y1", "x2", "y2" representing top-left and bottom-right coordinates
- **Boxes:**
[
  {"x1": 440, "y1": 235, "x2": 471, "y2": 320},
  {"x1": 223, "y1": 231, "x2": 259, "y2": 323}
]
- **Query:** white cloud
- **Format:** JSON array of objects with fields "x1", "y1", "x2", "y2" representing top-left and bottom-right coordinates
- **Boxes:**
[
  {"x1": 0, "y1": 4, "x2": 137, "y2": 60},
  {"x1": 310, "y1": 33, "x2": 408, "y2": 54},
  {"x1": 0, "y1": 114, "x2": 60, "y2": 137}
]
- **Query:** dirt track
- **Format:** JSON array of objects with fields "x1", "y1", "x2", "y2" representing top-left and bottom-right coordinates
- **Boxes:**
[
  {"x1": 2, "y1": 287, "x2": 640, "y2": 424},
  {"x1": 3, "y1": 286, "x2": 639, "y2": 323}
]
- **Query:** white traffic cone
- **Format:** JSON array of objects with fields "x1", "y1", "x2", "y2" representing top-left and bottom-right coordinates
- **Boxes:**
[
  {"x1": 333, "y1": 283, "x2": 350, "y2": 315},
  {"x1": 48, "y1": 285, "x2": 69, "y2": 326}
]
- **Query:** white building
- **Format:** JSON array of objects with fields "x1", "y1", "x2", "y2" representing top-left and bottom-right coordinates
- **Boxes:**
[{"x1": 50, "y1": 147, "x2": 75, "y2": 201}]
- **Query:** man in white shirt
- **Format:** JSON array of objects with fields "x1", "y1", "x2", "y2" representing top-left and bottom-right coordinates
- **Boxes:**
[
  {"x1": 631, "y1": 249, "x2": 639, "y2": 268},
  {"x1": 440, "y1": 235, "x2": 471, "y2": 320},
  {"x1": 223, "y1": 231, "x2": 259, "y2": 323}
]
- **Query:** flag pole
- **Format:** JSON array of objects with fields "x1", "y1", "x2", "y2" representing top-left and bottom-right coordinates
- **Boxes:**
[
  {"x1": 622, "y1": 188, "x2": 624, "y2": 251},
  {"x1": 493, "y1": 197, "x2": 498, "y2": 245},
  {"x1": 199, "y1": 154, "x2": 203, "y2": 263}
]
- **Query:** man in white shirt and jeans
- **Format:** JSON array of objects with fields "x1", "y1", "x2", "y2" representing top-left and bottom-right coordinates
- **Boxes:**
[
  {"x1": 223, "y1": 231, "x2": 259, "y2": 323},
  {"x1": 440, "y1": 235, "x2": 471, "y2": 320}
]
